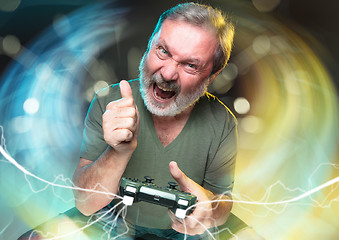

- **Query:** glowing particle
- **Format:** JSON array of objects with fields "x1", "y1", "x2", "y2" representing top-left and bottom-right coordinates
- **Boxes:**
[
  {"x1": 2, "y1": 35, "x2": 21, "y2": 55},
  {"x1": 53, "y1": 14, "x2": 71, "y2": 37},
  {"x1": 252, "y1": 0, "x2": 281, "y2": 12},
  {"x1": 0, "y1": 0, "x2": 21, "y2": 12},
  {"x1": 11, "y1": 116, "x2": 33, "y2": 133},
  {"x1": 210, "y1": 63, "x2": 238, "y2": 94},
  {"x1": 94, "y1": 80, "x2": 109, "y2": 93},
  {"x1": 23, "y1": 98, "x2": 40, "y2": 115},
  {"x1": 241, "y1": 115, "x2": 263, "y2": 134},
  {"x1": 222, "y1": 63, "x2": 238, "y2": 81},
  {"x1": 234, "y1": 97, "x2": 250, "y2": 115},
  {"x1": 252, "y1": 35, "x2": 271, "y2": 55}
]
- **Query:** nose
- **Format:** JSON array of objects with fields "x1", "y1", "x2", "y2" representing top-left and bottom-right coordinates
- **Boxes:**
[{"x1": 160, "y1": 59, "x2": 179, "y2": 82}]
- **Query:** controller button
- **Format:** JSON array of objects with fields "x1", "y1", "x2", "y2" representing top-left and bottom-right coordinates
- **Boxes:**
[
  {"x1": 123, "y1": 195, "x2": 134, "y2": 206},
  {"x1": 175, "y1": 208, "x2": 187, "y2": 219},
  {"x1": 178, "y1": 199, "x2": 189, "y2": 206},
  {"x1": 126, "y1": 186, "x2": 137, "y2": 193}
]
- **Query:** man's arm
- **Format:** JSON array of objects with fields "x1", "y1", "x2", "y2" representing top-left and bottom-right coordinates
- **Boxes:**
[
  {"x1": 72, "y1": 148, "x2": 132, "y2": 216},
  {"x1": 168, "y1": 161, "x2": 233, "y2": 235},
  {"x1": 72, "y1": 80, "x2": 139, "y2": 216}
]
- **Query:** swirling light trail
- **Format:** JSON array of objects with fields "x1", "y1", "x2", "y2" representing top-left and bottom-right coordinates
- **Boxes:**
[{"x1": 0, "y1": 1, "x2": 338, "y2": 239}]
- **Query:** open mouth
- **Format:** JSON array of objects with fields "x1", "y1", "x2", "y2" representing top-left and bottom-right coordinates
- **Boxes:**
[{"x1": 152, "y1": 83, "x2": 176, "y2": 102}]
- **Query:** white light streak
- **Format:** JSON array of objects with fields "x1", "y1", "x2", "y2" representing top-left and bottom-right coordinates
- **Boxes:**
[
  {"x1": 0, "y1": 133, "x2": 121, "y2": 199},
  {"x1": 0, "y1": 126, "x2": 338, "y2": 239}
]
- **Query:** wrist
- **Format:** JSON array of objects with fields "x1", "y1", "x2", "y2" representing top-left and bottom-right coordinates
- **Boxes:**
[
  {"x1": 110, "y1": 139, "x2": 137, "y2": 155},
  {"x1": 104, "y1": 145, "x2": 135, "y2": 171},
  {"x1": 212, "y1": 194, "x2": 233, "y2": 225}
]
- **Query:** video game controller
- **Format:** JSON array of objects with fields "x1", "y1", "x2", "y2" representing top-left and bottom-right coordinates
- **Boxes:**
[{"x1": 119, "y1": 176, "x2": 197, "y2": 219}]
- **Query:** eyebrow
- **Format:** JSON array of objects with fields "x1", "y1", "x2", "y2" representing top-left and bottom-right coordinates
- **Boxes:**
[{"x1": 156, "y1": 39, "x2": 202, "y2": 66}]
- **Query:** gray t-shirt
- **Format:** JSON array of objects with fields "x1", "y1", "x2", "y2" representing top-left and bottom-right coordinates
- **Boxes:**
[{"x1": 80, "y1": 79, "x2": 237, "y2": 229}]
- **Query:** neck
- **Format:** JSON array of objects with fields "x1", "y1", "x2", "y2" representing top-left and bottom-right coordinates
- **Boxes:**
[{"x1": 151, "y1": 105, "x2": 194, "y2": 147}]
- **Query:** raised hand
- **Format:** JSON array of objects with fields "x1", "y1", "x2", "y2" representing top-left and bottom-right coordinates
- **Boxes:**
[{"x1": 102, "y1": 80, "x2": 140, "y2": 154}]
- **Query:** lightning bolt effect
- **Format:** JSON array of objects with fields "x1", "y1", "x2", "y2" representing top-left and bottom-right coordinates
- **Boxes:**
[
  {"x1": 0, "y1": 131, "x2": 338, "y2": 239},
  {"x1": 0, "y1": 1, "x2": 338, "y2": 240}
]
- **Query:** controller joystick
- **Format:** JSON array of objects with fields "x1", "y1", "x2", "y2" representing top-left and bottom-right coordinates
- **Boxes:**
[
  {"x1": 119, "y1": 177, "x2": 197, "y2": 219},
  {"x1": 168, "y1": 182, "x2": 178, "y2": 189},
  {"x1": 144, "y1": 176, "x2": 154, "y2": 183}
]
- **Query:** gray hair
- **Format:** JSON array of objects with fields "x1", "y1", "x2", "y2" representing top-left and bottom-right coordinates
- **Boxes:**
[{"x1": 147, "y1": 2, "x2": 235, "y2": 75}]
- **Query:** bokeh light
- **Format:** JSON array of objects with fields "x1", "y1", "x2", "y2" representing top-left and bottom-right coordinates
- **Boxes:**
[
  {"x1": 23, "y1": 98, "x2": 40, "y2": 115},
  {"x1": 234, "y1": 97, "x2": 251, "y2": 115},
  {"x1": 0, "y1": 2, "x2": 130, "y2": 238},
  {"x1": 2, "y1": 35, "x2": 21, "y2": 56},
  {"x1": 0, "y1": 0, "x2": 21, "y2": 12},
  {"x1": 252, "y1": 0, "x2": 281, "y2": 12},
  {"x1": 222, "y1": 2, "x2": 339, "y2": 239},
  {"x1": 0, "y1": 1, "x2": 338, "y2": 239}
]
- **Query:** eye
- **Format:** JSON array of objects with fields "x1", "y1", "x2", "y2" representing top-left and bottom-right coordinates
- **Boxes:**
[
  {"x1": 160, "y1": 47, "x2": 168, "y2": 55},
  {"x1": 182, "y1": 62, "x2": 199, "y2": 74},
  {"x1": 187, "y1": 63, "x2": 197, "y2": 69},
  {"x1": 156, "y1": 46, "x2": 169, "y2": 60},
  {"x1": 157, "y1": 46, "x2": 168, "y2": 56}
]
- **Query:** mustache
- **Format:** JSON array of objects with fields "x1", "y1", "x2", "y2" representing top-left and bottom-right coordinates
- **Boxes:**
[{"x1": 150, "y1": 74, "x2": 180, "y2": 92}]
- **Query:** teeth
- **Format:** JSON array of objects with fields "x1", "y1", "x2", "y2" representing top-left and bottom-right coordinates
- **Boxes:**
[{"x1": 157, "y1": 84, "x2": 172, "y2": 92}]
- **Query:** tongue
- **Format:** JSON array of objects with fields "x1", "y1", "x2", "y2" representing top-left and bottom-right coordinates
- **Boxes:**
[{"x1": 155, "y1": 85, "x2": 175, "y2": 99}]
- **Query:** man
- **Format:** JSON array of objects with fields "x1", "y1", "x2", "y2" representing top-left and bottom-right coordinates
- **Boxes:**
[{"x1": 19, "y1": 2, "x2": 237, "y2": 239}]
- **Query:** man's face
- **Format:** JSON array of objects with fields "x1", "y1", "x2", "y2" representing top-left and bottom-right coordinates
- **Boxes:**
[{"x1": 139, "y1": 19, "x2": 218, "y2": 117}]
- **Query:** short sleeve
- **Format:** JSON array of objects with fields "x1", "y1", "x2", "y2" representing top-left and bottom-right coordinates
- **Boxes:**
[
  {"x1": 203, "y1": 117, "x2": 238, "y2": 195},
  {"x1": 79, "y1": 93, "x2": 108, "y2": 161}
]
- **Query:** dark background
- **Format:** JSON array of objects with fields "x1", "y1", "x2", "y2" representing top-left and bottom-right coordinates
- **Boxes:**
[
  {"x1": 0, "y1": 0, "x2": 338, "y2": 89},
  {"x1": 0, "y1": 0, "x2": 338, "y2": 239}
]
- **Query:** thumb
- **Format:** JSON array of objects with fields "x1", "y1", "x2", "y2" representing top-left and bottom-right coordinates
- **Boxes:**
[
  {"x1": 169, "y1": 161, "x2": 191, "y2": 192},
  {"x1": 119, "y1": 80, "x2": 133, "y2": 99}
]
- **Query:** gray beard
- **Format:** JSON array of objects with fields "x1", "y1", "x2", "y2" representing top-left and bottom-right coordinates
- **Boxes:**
[{"x1": 139, "y1": 54, "x2": 209, "y2": 117}]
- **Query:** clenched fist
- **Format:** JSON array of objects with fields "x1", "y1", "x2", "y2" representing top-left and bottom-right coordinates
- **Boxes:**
[{"x1": 102, "y1": 80, "x2": 140, "y2": 154}]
